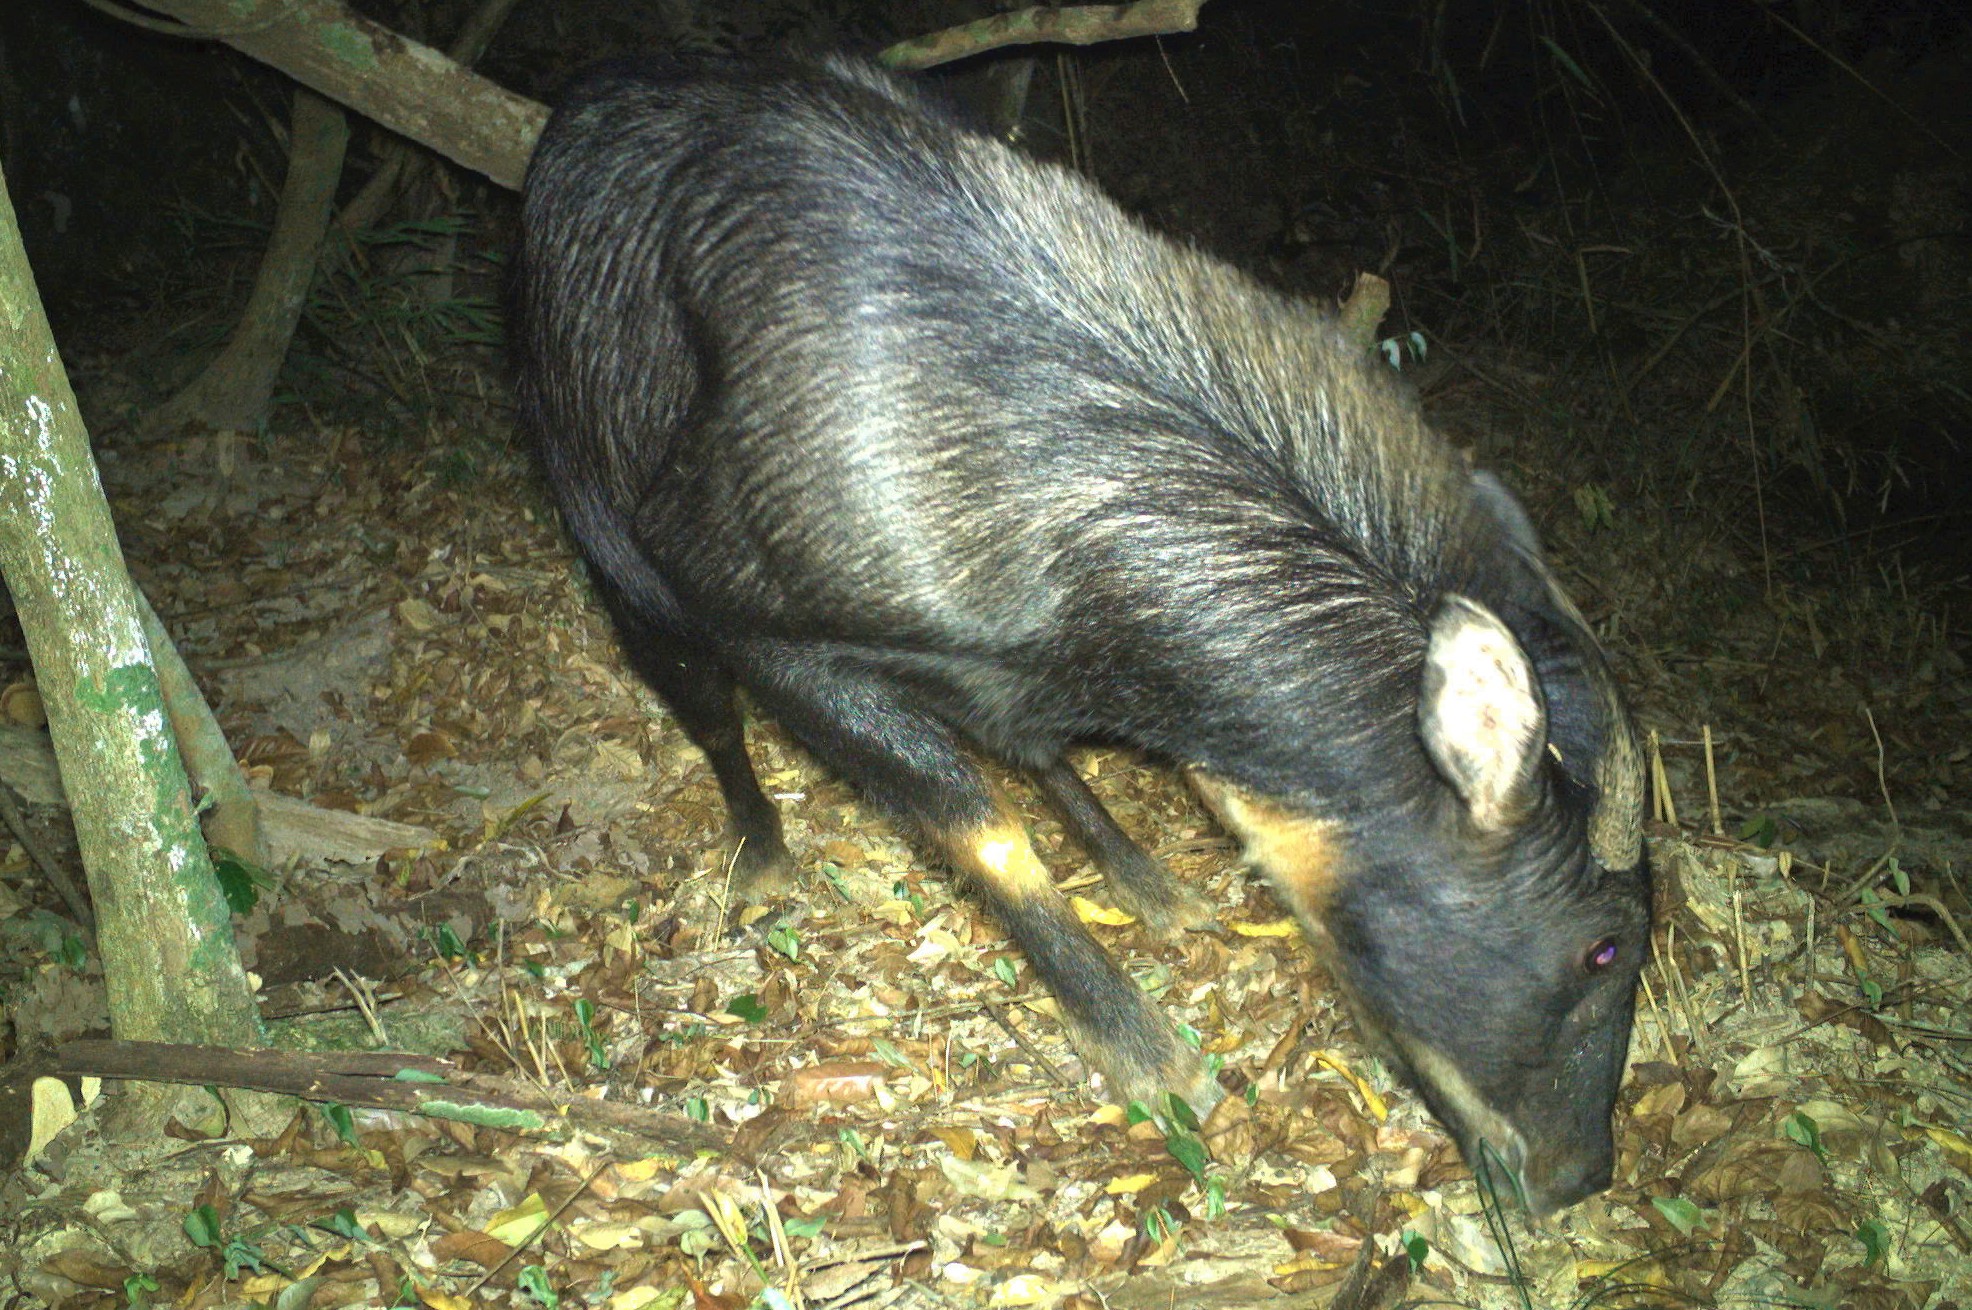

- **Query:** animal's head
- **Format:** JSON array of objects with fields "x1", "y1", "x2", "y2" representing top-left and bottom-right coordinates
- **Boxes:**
[{"x1": 1196, "y1": 579, "x2": 1649, "y2": 1216}]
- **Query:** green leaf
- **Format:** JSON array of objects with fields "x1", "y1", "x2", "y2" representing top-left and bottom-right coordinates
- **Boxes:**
[
  {"x1": 391, "y1": 1068, "x2": 447, "y2": 1084},
  {"x1": 1737, "y1": 814, "x2": 1778, "y2": 848},
  {"x1": 1164, "y1": 1130, "x2": 1209, "y2": 1182},
  {"x1": 1785, "y1": 1110, "x2": 1828, "y2": 1163},
  {"x1": 1402, "y1": 1230, "x2": 1430, "y2": 1272},
  {"x1": 766, "y1": 922, "x2": 801, "y2": 962},
  {"x1": 317, "y1": 1208, "x2": 367, "y2": 1242},
  {"x1": 837, "y1": 1127, "x2": 874, "y2": 1165},
  {"x1": 1573, "y1": 483, "x2": 1616, "y2": 532},
  {"x1": 1652, "y1": 1195, "x2": 1703, "y2": 1234},
  {"x1": 992, "y1": 956, "x2": 1018, "y2": 988},
  {"x1": 1859, "y1": 887, "x2": 1893, "y2": 932},
  {"x1": 220, "y1": 1235, "x2": 267, "y2": 1278},
  {"x1": 210, "y1": 851, "x2": 262, "y2": 915},
  {"x1": 574, "y1": 997, "x2": 595, "y2": 1028},
  {"x1": 783, "y1": 1214, "x2": 828, "y2": 1239},
  {"x1": 1857, "y1": 1217, "x2": 1889, "y2": 1267},
  {"x1": 516, "y1": 1265, "x2": 559, "y2": 1309},
  {"x1": 431, "y1": 923, "x2": 469, "y2": 960},
  {"x1": 182, "y1": 1205, "x2": 222, "y2": 1248},
  {"x1": 726, "y1": 993, "x2": 768, "y2": 1023},
  {"x1": 319, "y1": 1102, "x2": 359, "y2": 1148}
]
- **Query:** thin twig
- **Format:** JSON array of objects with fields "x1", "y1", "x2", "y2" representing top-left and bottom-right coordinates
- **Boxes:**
[
  {"x1": 1702, "y1": 724, "x2": 1723, "y2": 837},
  {"x1": 463, "y1": 1161, "x2": 612, "y2": 1298},
  {"x1": 0, "y1": 783, "x2": 94, "y2": 931},
  {"x1": 980, "y1": 1000, "x2": 1071, "y2": 1087},
  {"x1": 1859, "y1": 894, "x2": 1972, "y2": 961},
  {"x1": 1863, "y1": 706, "x2": 1901, "y2": 840}
]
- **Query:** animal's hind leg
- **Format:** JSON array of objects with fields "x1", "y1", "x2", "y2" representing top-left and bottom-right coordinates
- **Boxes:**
[
  {"x1": 605, "y1": 603, "x2": 793, "y2": 896},
  {"x1": 747, "y1": 652, "x2": 1218, "y2": 1109},
  {"x1": 1031, "y1": 758, "x2": 1214, "y2": 932}
]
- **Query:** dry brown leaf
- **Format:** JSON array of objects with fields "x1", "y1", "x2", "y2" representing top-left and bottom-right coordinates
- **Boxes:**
[
  {"x1": 405, "y1": 729, "x2": 456, "y2": 767},
  {"x1": 821, "y1": 839, "x2": 868, "y2": 867},
  {"x1": 36, "y1": 1250, "x2": 133, "y2": 1290},
  {"x1": 1202, "y1": 1088, "x2": 1256, "y2": 1162},
  {"x1": 1773, "y1": 1187, "x2": 1847, "y2": 1232},
  {"x1": 1, "y1": 681, "x2": 44, "y2": 727},
  {"x1": 1685, "y1": 1138, "x2": 1822, "y2": 1204},
  {"x1": 1633, "y1": 1080, "x2": 1686, "y2": 1117},
  {"x1": 1281, "y1": 1227, "x2": 1365, "y2": 1262},
  {"x1": 429, "y1": 1229, "x2": 514, "y2": 1269},
  {"x1": 776, "y1": 1057, "x2": 887, "y2": 1104},
  {"x1": 1670, "y1": 1103, "x2": 1736, "y2": 1151}
]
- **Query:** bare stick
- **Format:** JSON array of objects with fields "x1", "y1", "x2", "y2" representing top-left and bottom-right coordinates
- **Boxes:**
[
  {"x1": 882, "y1": 0, "x2": 1211, "y2": 72},
  {"x1": 54, "y1": 1039, "x2": 724, "y2": 1155},
  {"x1": 0, "y1": 782, "x2": 92, "y2": 929},
  {"x1": 1702, "y1": 723, "x2": 1722, "y2": 836}
]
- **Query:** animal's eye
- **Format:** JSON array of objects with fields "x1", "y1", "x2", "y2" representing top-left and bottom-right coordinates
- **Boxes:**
[{"x1": 1583, "y1": 936, "x2": 1620, "y2": 972}]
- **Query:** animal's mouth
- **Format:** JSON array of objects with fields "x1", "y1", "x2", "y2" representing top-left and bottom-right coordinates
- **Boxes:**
[
  {"x1": 1467, "y1": 1119, "x2": 1616, "y2": 1217},
  {"x1": 1374, "y1": 1033, "x2": 1578, "y2": 1215},
  {"x1": 1466, "y1": 1132, "x2": 1534, "y2": 1211}
]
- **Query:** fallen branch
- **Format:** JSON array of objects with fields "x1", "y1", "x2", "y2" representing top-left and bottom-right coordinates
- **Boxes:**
[
  {"x1": 882, "y1": 0, "x2": 1210, "y2": 71},
  {"x1": 0, "y1": 723, "x2": 439, "y2": 869},
  {"x1": 55, "y1": 1040, "x2": 725, "y2": 1158}
]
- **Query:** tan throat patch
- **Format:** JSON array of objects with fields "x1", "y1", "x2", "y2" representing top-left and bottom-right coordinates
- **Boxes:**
[{"x1": 1187, "y1": 771, "x2": 1348, "y2": 923}]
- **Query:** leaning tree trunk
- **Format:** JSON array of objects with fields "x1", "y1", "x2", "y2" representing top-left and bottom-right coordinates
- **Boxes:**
[
  {"x1": 145, "y1": 87, "x2": 349, "y2": 438},
  {"x1": 119, "y1": 0, "x2": 1208, "y2": 196},
  {"x1": 336, "y1": 0, "x2": 525, "y2": 236},
  {"x1": 127, "y1": 0, "x2": 545, "y2": 189},
  {"x1": 0, "y1": 162, "x2": 266, "y2": 1121}
]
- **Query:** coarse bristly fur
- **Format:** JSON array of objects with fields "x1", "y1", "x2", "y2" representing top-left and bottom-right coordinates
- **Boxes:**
[{"x1": 513, "y1": 52, "x2": 1651, "y2": 1216}]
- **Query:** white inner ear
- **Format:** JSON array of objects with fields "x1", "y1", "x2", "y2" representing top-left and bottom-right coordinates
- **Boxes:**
[{"x1": 1419, "y1": 596, "x2": 1546, "y2": 830}]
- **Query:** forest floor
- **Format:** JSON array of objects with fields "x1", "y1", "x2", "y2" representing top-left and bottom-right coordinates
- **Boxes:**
[{"x1": 0, "y1": 317, "x2": 1967, "y2": 1310}]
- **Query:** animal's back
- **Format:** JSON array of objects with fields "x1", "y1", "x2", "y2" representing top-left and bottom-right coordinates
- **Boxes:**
[{"x1": 518, "y1": 57, "x2": 1479, "y2": 691}]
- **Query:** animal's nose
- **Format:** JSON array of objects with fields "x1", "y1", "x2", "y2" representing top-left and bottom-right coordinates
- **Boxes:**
[{"x1": 1528, "y1": 1148, "x2": 1613, "y2": 1215}]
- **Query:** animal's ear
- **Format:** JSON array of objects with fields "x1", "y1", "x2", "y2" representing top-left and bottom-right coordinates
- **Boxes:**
[{"x1": 1419, "y1": 596, "x2": 1546, "y2": 831}]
